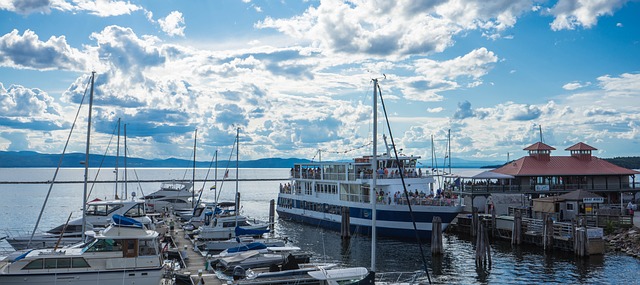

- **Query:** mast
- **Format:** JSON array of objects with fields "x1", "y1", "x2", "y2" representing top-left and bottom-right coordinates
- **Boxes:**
[
  {"x1": 371, "y1": 78, "x2": 378, "y2": 274},
  {"x1": 192, "y1": 129, "x2": 198, "y2": 208},
  {"x1": 115, "y1": 118, "x2": 120, "y2": 199},
  {"x1": 235, "y1": 127, "x2": 240, "y2": 226},
  {"x1": 81, "y1": 71, "x2": 96, "y2": 242},
  {"x1": 448, "y1": 129, "x2": 451, "y2": 175},
  {"x1": 124, "y1": 123, "x2": 128, "y2": 199}
]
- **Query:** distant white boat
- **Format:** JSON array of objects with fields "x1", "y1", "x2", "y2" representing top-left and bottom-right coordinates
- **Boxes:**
[
  {"x1": 143, "y1": 181, "x2": 194, "y2": 212},
  {"x1": 0, "y1": 214, "x2": 163, "y2": 285}
]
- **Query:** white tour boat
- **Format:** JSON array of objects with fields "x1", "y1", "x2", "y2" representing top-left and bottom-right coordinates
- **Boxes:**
[{"x1": 276, "y1": 80, "x2": 464, "y2": 240}]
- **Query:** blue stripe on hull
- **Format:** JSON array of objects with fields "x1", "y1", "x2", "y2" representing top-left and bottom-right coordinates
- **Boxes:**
[{"x1": 277, "y1": 210, "x2": 448, "y2": 240}]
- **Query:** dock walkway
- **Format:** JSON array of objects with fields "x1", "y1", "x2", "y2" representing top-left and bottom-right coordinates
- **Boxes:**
[{"x1": 170, "y1": 217, "x2": 223, "y2": 285}]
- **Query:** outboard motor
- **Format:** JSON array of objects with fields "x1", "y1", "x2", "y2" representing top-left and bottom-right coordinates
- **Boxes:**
[{"x1": 232, "y1": 266, "x2": 246, "y2": 281}]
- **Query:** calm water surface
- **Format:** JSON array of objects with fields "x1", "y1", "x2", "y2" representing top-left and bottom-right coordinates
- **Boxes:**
[{"x1": 1, "y1": 167, "x2": 639, "y2": 284}]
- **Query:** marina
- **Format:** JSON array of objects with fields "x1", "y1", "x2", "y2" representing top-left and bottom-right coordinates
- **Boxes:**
[{"x1": 2, "y1": 168, "x2": 640, "y2": 284}]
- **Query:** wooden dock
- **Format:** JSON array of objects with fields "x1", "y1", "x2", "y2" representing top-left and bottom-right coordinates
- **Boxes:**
[{"x1": 168, "y1": 216, "x2": 223, "y2": 285}]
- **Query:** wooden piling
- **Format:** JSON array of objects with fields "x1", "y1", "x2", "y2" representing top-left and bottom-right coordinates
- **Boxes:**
[
  {"x1": 472, "y1": 207, "x2": 478, "y2": 237},
  {"x1": 491, "y1": 205, "x2": 496, "y2": 238},
  {"x1": 431, "y1": 216, "x2": 443, "y2": 255},
  {"x1": 543, "y1": 214, "x2": 554, "y2": 251},
  {"x1": 475, "y1": 221, "x2": 491, "y2": 268},
  {"x1": 268, "y1": 199, "x2": 275, "y2": 232},
  {"x1": 512, "y1": 210, "x2": 522, "y2": 245},
  {"x1": 341, "y1": 206, "x2": 351, "y2": 239},
  {"x1": 236, "y1": 192, "x2": 241, "y2": 211},
  {"x1": 574, "y1": 218, "x2": 589, "y2": 257}
]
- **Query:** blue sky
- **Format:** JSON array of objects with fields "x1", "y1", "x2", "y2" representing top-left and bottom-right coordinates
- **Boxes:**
[{"x1": 0, "y1": 0, "x2": 639, "y2": 163}]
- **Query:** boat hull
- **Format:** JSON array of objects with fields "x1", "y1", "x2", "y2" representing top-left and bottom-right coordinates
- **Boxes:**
[
  {"x1": 276, "y1": 202, "x2": 462, "y2": 239},
  {"x1": 0, "y1": 267, "x2": 163, "y2": 285}
]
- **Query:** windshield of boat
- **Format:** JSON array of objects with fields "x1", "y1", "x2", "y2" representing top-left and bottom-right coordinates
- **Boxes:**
[
  {"x1": 86, "y1": 204, "x2": 123, "y2": 216},
  {"x1": 83, "y1": 238, "x2": 122, "y2": 253}
]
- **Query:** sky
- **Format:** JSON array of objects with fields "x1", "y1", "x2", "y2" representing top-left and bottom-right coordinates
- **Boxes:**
[{"x1": 0, "y1": 0, "x2": 639, "y2": 164}]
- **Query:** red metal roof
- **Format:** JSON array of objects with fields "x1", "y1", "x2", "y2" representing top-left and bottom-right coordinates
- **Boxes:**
[
  {"x1": 493, "y1": 156, "x2": 640, "y2": 176},
  {"x1": 565, "y1": 142, "x2": 597, "y2": 151},
  {"x1": 523, "y1": 142, "x2": 556, "y2": 151}
]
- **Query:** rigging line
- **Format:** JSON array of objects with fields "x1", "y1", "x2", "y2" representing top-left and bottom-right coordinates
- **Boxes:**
[
  {"x1": 125, "y1": 145, "x2": 146, "y2": 199},
  {"x1": 376, "y1": 81, "x2": 432, "y2": 284},
  {"x1": 182, "y1": 146, "x2": 196, "y2": 181},
  {"x1": 86, "y1": 120, "x2": 119, "y2": 199},
  {"x1": 28, "y1": 74, "x2": 92, "y2": 248},
  {"x1": 216, "y1": 137, "x2": 237, "y2": 202}
]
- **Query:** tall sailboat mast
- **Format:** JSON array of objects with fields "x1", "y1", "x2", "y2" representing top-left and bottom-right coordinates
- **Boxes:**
[
  {"x1": 235, "y1": 127, "x2": 240, "y2": 226},
  {"x1": 81, "y1": 71, "x2": 96, "y2": 242},
  {"x1": 371, "y1": 78, "x2": 378, "y2": 274},
  {"x1": 115, "y1": 118, "x2": 120, "y2": 199},
  {"x1": 192, "y1": 129, "x2": 198, "y2": 208}
]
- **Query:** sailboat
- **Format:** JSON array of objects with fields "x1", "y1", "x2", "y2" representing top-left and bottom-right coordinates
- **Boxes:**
[
  {"x1": 0, "y1": 72, "x2": 164, "y2": 284},
  {"x1": 195, "y1": 128, "x2": 270, "y2": 242}
]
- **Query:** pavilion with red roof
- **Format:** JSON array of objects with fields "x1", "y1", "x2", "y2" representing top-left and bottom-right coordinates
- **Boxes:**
[{"x1": 488, "y1": 142, "x2": 638, "y2": 197}]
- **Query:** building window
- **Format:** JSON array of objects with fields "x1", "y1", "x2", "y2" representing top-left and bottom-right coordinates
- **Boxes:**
[{"x1": 567, "y1": 203, "x2": 574, "y2": 211}]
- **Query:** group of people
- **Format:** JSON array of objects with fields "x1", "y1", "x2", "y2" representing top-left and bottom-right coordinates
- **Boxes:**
[
  {"x1": 374, "y1": 189, "x2": 457, "y2": 206},
  {"x1": 372, "y1": 167, "x2": 423, "y2": 179}
]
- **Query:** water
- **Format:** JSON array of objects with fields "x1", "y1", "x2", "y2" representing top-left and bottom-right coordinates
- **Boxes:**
[{"x1": 1, "y1": 167, "x2": 640, "y2": 284}]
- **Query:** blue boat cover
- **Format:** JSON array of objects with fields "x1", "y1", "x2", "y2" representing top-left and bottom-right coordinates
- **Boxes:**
[
  {"x1": 112, "y1": 214, "x2": 143, "y2": 228},
  {"x1": 226, "y1": 242, "x2": 267, "y2": 253},
  {"x1": 235, "y1": 226, "x2": 269, "y2": 237}
]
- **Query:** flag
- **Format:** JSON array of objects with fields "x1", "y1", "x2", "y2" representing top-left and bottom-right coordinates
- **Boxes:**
[
  {"x1": 454, "y1": 177, "x2": 461, "y2": 187},
  {"x1": 224, "y1": 170, "x2": 229, "y2": 179},
  {"x1": 210, "y1": 185, "x2": 216, "y2": 190}
]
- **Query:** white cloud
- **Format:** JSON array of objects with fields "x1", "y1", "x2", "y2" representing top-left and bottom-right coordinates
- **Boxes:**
[
  {"x1": 0, "y1": 0, "x2": 51, "y2": 15},
  {"x1": 256, "y1": 0, "x2": 532, "y2": 57},
  {"x1": 0, "y1": 29, "x2": 89, "y2": 71},
  {"x1": 158, "y1": 11, "x2": 186, "y2": 37},
  {"x1": 427, "y1": 107, "x2": 443, "y2": 113},
  {"x1": 548, "y1": 0, "x2": 629, "y2": 31},
  {"x1": 562, "y1": 81, "x2": 590, "y2": 90}
]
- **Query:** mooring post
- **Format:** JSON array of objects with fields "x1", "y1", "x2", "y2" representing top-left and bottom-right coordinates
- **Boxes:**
[
  {"x1": 341, "y1": 206, "x2": 351, "y2": 239},
  {"x1": 543, "y1": 214, "x2": 553, "y2": 251},
  {"x1": 472, "y1": 207, "x2": 478, "y2": 237},
  {"x1": 431, "y1": 216, "x2": 443, "y2": 255},
  {"x1": 512, "y1": 210, "x2": 522, "y2": 245},
  {"x1": 268, "y1": 199, "x2": 275, "y2": 232}
]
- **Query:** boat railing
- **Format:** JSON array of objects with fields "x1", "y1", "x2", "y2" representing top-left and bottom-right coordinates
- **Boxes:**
[{"x1": 375, "y1": 270, "x2": 428, "y2": 284}]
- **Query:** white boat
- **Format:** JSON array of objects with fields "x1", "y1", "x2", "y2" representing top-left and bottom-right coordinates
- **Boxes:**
[
  {"x1": 0, "y1": 214, "x2": 163, "y2": 285},
  {"x1": 143, "y1": 181, "x2": 194, "y2": 213},
  {"x1": 5, "y1": 198, "x2": 154, "y2": 250},
  {"x1": 194, "y1": 213, "x2": 270, "y2": 241},
  {"x1": 198, "y1": 235, "x2": 287, "y2": 253},
  {"x1": 276, "y1": 124, "x2": 464, "y2": 239}
]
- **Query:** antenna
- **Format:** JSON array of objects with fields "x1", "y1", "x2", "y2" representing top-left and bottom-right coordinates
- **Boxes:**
[{"x1": 539, "y1": 125, "x2": 543, "y2": 143}]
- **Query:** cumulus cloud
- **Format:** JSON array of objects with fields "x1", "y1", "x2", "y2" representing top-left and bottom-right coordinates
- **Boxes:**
[
  {"x1": 0, "y1": 82, "x2": 66, "y2": 130},
  {"x1": 0, "y1": 0, "x2": 51, "y2": 15},
  {"x1": 453, "y1": 100, "x2": 474, "y2": 120},
  {"x1": 256, "y1": 0, "x2": 532, "y2": 57},
  {"x1": 401, "y1": 48, "x2": 499, "y2": 101},
  {"x1": 548, "y1": 0, "x2": 629, "y2": 31},
  {"x1": 1, "y1": 0, "x2": 141, "y2": 16},
  {"x1": 159, "y1": 11, "x2": 186, "y2": 37},
  {"x1": 0, "y1": 29, "x2": 89, "y2": 71}
]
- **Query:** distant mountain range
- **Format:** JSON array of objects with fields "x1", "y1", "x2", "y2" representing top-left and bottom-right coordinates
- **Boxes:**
[{"x1": 0, "y1": 151, "x2": 506, "y2": 168}]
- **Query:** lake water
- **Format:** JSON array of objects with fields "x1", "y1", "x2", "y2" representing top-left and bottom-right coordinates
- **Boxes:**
[{"x1": 1, "y1": 167, "x2": 640, "y2": 284}]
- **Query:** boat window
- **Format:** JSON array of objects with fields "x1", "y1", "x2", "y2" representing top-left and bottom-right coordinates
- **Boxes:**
[
  {"x1": 85, "y1": 239, "x2": 123, "y2": 252},
  {"x1": 138, "y1": 240, "x2": 156, "y2": 256},
  {"x1": 22, "y1": 259, "x2": 44, "y2": 270},
  {"x1": 124, "y1": 203, "x2": 145, "y2": 217},
  {"x1": 72, "y1": 257, "x2": 90, "y2": 268},
  {"x1": 56, "y1": 258, "x2": 71, "y2": 268},
  {"x1": 44, "y1": 258, "x2": 57, "y2": 269}
]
